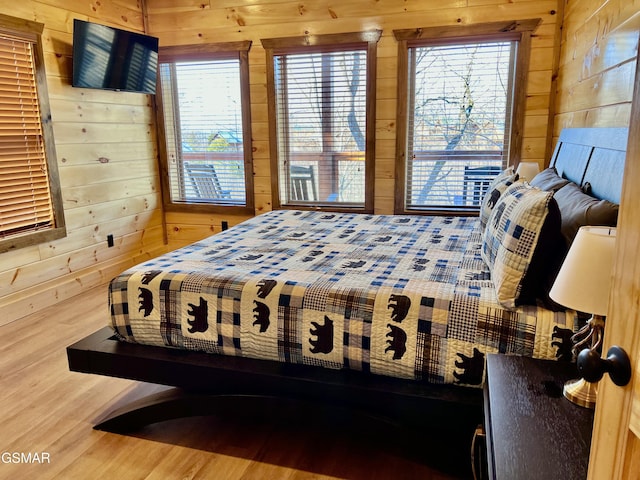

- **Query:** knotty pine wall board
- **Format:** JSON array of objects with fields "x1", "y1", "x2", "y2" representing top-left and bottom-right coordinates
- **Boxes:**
[
  {"x1": 0, "y1": 0, "x2": 165, "y2": 325},
  {"x1": 554, "y1": 0, "x2": 639, "y2": 134},
  {"x1": 0, "y1": 214, "x2": 164, "y2": 297}
]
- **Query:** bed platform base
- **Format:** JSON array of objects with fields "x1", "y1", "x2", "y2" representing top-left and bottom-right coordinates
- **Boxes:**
[{"x1": 67, "y1": 327, "x2": 483, "y2": 433}]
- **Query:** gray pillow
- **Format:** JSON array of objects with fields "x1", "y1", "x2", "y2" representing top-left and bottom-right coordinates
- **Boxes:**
[
  {"x1": 553, "y1": 182, "x2": 619, "y2": 245},
  {"x1": 530, "y1": 167, "x2": 570, "y2": 192}
]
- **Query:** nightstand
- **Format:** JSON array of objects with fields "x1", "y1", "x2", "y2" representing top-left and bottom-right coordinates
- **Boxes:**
[{"x1": 481, "y1": 354, "x2": 595, "y2": 480}]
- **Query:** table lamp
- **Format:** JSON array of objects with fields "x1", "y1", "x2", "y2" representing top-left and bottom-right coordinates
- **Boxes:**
[
  {"x1": 515, "y1": 161, "x2": 541, "y2": 181},
  {"x1": 548, "y1": 226, "x2": 617, "y2": 408}
]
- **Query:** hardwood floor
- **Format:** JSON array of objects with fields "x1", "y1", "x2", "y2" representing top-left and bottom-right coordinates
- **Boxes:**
[{"x1": 0, "y1": 285, "x2": 474, "y2": 479}]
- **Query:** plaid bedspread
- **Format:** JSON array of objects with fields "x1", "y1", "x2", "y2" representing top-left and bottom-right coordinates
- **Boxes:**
[{"x1": 109, "y1": 210, "x2": 578, "y2": 386}]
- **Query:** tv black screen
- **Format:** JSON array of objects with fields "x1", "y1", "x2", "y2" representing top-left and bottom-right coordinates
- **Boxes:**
[{"x1": 72, "y1": 19, "x2": 158, "y2": 94}]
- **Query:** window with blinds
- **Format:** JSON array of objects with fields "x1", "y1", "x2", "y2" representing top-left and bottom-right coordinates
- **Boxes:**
[
  {"x1": 406, "y1": 41, "x2": 515, "y2": 210},
  {"x1": 0, "y1": 16, "x2": 65, "y2": 252},
  {"x1": 394, "y1": 20, "x2": 539, "y2": 214},
  {"x1": 157, "y1": 43, "x2": 253, "y2": 213},
  {"x1": 274, "y1": 49, "x2": 367, "y2": 206},
  {"x1": 262, "y1": 31, "x2": 380, "y2": 212}
]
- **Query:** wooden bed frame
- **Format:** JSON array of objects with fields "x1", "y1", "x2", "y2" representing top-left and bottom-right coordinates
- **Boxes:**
[{"x1": 67, "y1": 127, "x2": 628, "y2": 434}]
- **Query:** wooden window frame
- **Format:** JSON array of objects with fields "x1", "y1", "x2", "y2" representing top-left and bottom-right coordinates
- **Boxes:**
[
  {"x1": 393, "y1": 19, "x2": 541, "y2": 215},
  {"x1": 0, "y1": 14, "x2": 66, "y2": 254},
  {"x1": 156, "y1": 41, "x2": 255, "y2": 215},
  {"x1": 262, "y1": 31, "x2": 381, "y2": 213}
]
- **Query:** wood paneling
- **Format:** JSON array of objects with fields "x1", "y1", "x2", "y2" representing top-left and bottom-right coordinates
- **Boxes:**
[
  {"x1": 554, "y1": 0, "x2": 639, "y2": 135},
  {"x1": 0, "y1": 0, "x2": 166, "y2": 326},
  {"x1": 145, "y1": 0, "x2": 563, "y2": 248},
  {"x1": 556, "y1": 2, "x2": 640, "y2": 479}
]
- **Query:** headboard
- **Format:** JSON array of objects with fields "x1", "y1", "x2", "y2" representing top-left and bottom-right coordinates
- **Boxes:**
[{"x1": 550, "y1": 127, "x2": 628, "y2": 204}]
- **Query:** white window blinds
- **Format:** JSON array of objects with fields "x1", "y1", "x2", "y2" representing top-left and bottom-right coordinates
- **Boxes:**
[
  {"x1": 406, "y1": 41, "x2": 515, "y2": 210},
  {"x1": 159, "y1": 58, "x2": 247, "y2": 205},
  {"x1": 0, "y1": 34, "x2": 54, "y2": 238},
  {"x1": 274, "y1": 49, "x2": 367, "y2": 206}
]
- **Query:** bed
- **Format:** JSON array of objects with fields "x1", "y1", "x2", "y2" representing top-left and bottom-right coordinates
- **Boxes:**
[{"x1": 67, "y1": 127, "x2": 627, "y2": 434}]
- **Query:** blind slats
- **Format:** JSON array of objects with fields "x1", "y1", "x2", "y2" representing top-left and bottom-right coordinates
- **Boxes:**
[
  {"x1": 0, "y1": 95, "x2": 38, "y2": 104},
  {"x1": 1, "y1": 184, "x2": 50, "y2": 196},
  {"x1": 0, "y1": 187, "x2": 52, "y2": 203},
  {"x1": 0, "y1": 204, "x2": 53, "y2": 220},
  {"x1": 3, "y1": 200, "x2": 51, "y2": 212},
  {"x1": 159, "y1": 58, "x2": 247, "y2": 205},
  {"x1": 0, "y1": 219, "x2": 52, "y2": 233},
  {"x1": 0, "y1": 147, "x2": 46, "y2": 158},
  {"x1": 274, "y1": 49, "x2": 368, "y2": 205},
  {"x1": 405, "y1": 41, "x2": 514, "y2": 210},
  {"x1": 0, "y1": 32, "x2": 54, "y2": 238}
]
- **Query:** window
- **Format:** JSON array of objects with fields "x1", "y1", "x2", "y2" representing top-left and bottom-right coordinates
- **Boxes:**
[
  {"x1": 262, "y1": 31, "x2": 381, "y2": 212},
  {"x1": 0, "y1": 14, "x2": 65, "y2": 253},
  {"x1": 394, "y1": 19, "x2": 540, "y2": 214},
  {"x1": 157, "y1": 42, "x2": 254, "y2": 214}
]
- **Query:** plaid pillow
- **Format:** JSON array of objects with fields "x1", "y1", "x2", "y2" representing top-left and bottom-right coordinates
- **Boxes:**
[
  {"x1": 481, "y1": 182, "x2": 554, "y2": 308},
  {"x1": 479, "y1": 167, "x2": 519, "y2": 229}
]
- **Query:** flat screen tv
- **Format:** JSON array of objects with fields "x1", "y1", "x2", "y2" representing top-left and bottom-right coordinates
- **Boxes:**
[{"x1": 72, "y1": 19, "x2": 158, "y2": 94}]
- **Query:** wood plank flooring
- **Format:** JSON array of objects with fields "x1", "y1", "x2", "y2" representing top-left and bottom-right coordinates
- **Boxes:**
[{"x1": 0, "y1": 285, "x2": 474, "y2": 479}]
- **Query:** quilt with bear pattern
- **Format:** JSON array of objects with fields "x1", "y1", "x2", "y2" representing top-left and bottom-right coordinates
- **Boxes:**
[{"x1": 109, "y1": 210, "x2": 577, "y2": 386}]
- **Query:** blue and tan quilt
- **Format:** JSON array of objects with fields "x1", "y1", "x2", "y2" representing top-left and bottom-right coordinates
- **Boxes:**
[{"x1": 109, "y1": 210, "x2": 577, "y2": 386}]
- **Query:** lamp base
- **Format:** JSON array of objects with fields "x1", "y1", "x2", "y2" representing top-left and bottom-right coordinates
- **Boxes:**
[{"x1": 563, "y1": 378, "x2": 598, "y2": 409}]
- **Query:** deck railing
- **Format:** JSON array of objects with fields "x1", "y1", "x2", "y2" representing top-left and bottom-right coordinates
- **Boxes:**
[{"x1": 179, "y1": 150, "x2": 504, "y2": 208}]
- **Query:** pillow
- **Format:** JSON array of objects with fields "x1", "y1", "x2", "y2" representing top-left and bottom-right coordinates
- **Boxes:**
[
  {"x1": 482, "y1": 182, "x2": 562, "y2": 309},
  {"x1": 517, "y1": 197, "x2": 567, "y2": 309},
  {"x1": 530, "y1": 167, "x2": 570, "y2": 192},
  {"x1": 479, "y1": 167, "x2": 519, "y2": 229},
  {"x1": 553, "y1": 181, "x2": 619, "y2": 245}
]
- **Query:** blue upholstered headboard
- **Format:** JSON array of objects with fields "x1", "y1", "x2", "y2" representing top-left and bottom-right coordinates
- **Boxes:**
[{"x1": 549, "y1": 127, "x2": 628, "y2": 204}]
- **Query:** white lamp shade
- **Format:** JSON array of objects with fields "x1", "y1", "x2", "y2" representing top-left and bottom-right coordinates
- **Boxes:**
[
  {"x1": 549, "y1": 226, "x2": 617, "y2": 315},
  {"x1": 516, "y1": 161, "x2": 541, "y2": 181}
]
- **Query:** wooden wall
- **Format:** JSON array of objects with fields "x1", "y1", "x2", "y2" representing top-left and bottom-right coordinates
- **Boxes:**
[
  {"x1": 556, "y1": 2, "x2": 639, "y2": 478},
  {"x1": 145, "y1": 0, "x2": 564, "y2": 249},
  {"x1": 554, "y1": 0, "x2": 639, "y2": 135},
  {"x1": 0, "y1": 0, "x2": 166, "y2": 326}
]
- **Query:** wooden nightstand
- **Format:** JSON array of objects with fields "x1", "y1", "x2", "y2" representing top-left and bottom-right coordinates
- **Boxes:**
[{"x1": 481, "y1": 354, "x2": 595, "y2": 480}]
